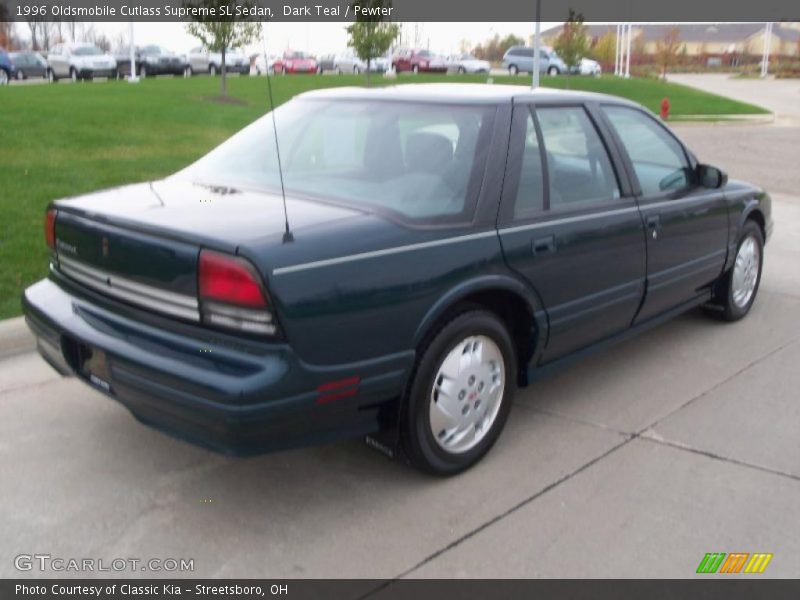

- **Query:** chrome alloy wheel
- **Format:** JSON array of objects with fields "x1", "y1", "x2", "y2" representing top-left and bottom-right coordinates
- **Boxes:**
[
  {"x1": 732, "y1": 235, "x2": 760, "y2": 308},
  {"x1": 429, "y1": 335, "x2": 505, "y2": 454}
]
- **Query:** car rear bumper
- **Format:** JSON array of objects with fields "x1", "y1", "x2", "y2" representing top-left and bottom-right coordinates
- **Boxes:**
[
  {"x1": 23, "y1": 276, "x2": 412, "y2": 455},
  {"x1": 78, "y1": 68, "x2": 115, "y2": 78}
]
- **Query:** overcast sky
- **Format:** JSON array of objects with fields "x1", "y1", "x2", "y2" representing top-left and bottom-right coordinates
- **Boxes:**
[{"x1": 36, "y1": 21, "x2": 561, "y2": 55}]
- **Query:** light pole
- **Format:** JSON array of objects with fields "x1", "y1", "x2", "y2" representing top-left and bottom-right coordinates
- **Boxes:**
[
  {"x1": 532, "y1": 0, "x2": 541, "y2": 89},
  {"x1": 614, "y1": 23, "x2": 621, "y2": 76},
  {"x1": 128, "y1": 21, "x2": 139, "y2": 82},
  {"x1": 625, "y1": 23, "x2": 632, "y2": 78}
]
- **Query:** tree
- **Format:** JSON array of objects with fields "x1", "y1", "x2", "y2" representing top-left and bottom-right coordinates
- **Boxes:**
[
  {"x1": 472, "y1": 33, "x2": 524, "y2": 63},
  {"x1": 554, "y1": 10, "x2": 588, "y2": 84},
  {"x1": 346, "y1": 0, "x2": 398, "y2": 86},
  {"x1": 655, "y1": 26, "x2": 681, "y2": 80},
  {"x1": 591, "y1": 31, "x2": 616, "y2": 71},
  {"x1": 185, "y1": 0, "x2": 259, "y2": 96}
]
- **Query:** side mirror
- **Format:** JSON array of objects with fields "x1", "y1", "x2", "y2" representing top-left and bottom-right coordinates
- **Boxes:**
[{"x1": 698, "y1": 164, "x2": 728, "y2": 189}]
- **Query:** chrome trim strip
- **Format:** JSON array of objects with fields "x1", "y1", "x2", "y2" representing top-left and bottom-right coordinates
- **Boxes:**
[
  {"x1": 272, "y1": 194, "x2": 720, "y2": 276},
  {"x1": 58, "y1": 256, "x2": 199, "y2": 321},
  {"x1": 272, "y1": 230, "x2": 498, "y2": 276},
  {"x1": 498, "y1": 206, "x2": 640, "y2": 236}
]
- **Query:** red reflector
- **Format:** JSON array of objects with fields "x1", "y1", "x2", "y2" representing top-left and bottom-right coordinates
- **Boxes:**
[
  {"x1": 45, "y1": 209, "x2": 57, "y2": 250},
  {"x1": 317, "y1": 376, "x2": 361, "y2": 393},
  {"x1": 316, "y1": 376, "x2": 360, "y2": 404},
  {"x1": 199, "y1": 250, "x2": 267, "y2": 308}
]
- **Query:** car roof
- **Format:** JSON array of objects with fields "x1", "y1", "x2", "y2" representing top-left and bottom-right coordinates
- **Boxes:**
[{"x1": 296, "y1": 83, "x2": 639, "y2": 108}]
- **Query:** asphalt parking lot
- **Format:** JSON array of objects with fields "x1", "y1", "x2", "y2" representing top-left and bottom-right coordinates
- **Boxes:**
[{"x1": 1, "y1": 79, "x2": 799, "y2": 580}]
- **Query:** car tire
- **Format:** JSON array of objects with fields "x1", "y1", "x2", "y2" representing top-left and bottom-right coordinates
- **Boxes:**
[
  {"x1": 0, "y1": 68, "x2": 8, "y2": 85},
  {"x1": 508, "y1": 64, "x2": 519, "y2": 75},
  {"x1": 209, "y1": 64, "x2": 217, "y2": 76},
  {"x1": 401, "y1": 310, "x2": 517, "y2": 476},
  {"x1": 354, "y1": 66, "x2": 361, "y2": 74},
  {"x1": 458, "y1": 66, "x2": 465, "y2": 74},
  {"x1": 412, "y1": 64, "x2": 419, "y2": 74},
  {"x1": 706, "y1": 221, "x2": 764, "y2": 322},
  {"x1": 548, "y1": 66, "x2": 560, "y2": 76},
  {"x1": 184, "y1": 66, "x2": 192, "y2": 77},
  {"x1": 139, "y1": 64, "x2": 147, "y2": 78},
  {"x1": 16, "y1": 69, "x2": 25, "y2": 80},
  {"x1": 47, "y1": 69, "x2": 56, "y2": 83},
  {"x1": 70, "y1": 67, "x2": 78, "y2": 82}
]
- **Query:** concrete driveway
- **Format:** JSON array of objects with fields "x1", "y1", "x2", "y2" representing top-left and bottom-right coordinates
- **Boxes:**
[
  {"x1": 669, "y1": 73, "x2": 800, "y2": 125},
  {"x1": 1, "y1": 124, "x2": 799, "y2": 580}
]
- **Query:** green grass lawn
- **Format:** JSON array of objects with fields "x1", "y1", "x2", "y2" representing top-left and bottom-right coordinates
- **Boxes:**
[{"x1": 0, "y1": 73, "x2": 768, "y2": 320}]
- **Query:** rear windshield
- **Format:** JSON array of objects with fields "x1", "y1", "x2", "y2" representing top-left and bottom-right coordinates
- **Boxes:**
[{"x1": 180, "y1": 99, "x2": 496, "y2": 223}]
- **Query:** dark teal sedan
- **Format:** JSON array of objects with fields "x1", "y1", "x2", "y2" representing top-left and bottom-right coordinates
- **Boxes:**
[{"x1": 23, "y1": 84, "x2": 773, "y2": 474}]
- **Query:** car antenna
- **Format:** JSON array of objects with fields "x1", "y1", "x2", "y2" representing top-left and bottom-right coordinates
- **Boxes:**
[{"x1": 261, "y1": 22, "x2": 293, "y2": 243}]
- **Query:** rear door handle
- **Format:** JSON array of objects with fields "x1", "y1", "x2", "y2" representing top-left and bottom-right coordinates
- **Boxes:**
[
  {"x1": 646, "y1": 215, "x2": 661, "y2": 239},
  {"x1": 532, "y1": 235, "x2": 556, "y2": 256}
]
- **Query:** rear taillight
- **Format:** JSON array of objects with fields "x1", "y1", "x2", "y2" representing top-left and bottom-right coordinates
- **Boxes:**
[
  {"x1": 45, "y1": 208, "x2": 57, "y2": 250},
  {"x1": 198, "y1": 250, "x2": 277, "y2": 336}
]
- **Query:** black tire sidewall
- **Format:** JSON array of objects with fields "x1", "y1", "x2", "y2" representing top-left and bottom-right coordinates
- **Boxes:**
[
  {"x1": 402, "y1": 311, "x2": 516, "y2": 475},
  {"x1": 724, "y1": 222, "x2": 764, "y2": 320}
]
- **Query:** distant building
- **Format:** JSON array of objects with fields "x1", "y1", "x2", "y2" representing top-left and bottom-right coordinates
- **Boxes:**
[{"x1": 540, "y1": 23, "x2": 800, "y2": 58}]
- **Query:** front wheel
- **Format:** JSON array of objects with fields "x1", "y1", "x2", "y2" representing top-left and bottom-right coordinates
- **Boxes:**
[
  {"x1": 0, "y1": 69, "x2": 7, "y2": 85},
  {"x1": 401, "y1": 310, "x2": 516, "y2": 475},
  {"x1": 47, "y1": 69, "x2": 56, "y2": 83},
  {"x1": 508, "y1": 64, "x2": 519, "y2": 75},
  {"x1": 707, "y1": 221, "x2": 764, "y2": 321},
  {"x1": 548, "y1": 66, "x2": 560, "y2": 76},
  {"x1": 209, "y1": 64, "x2": 217, "y2": 76},
  {"x1": 412, "y1": 64, "x2": 419, "y2": 74},
  {"x1": 16, "y1": 69, "x2": 25, "y2": 80},
  {"x1": 70, "y1": 67, "x2": 78, "y2": 82}
]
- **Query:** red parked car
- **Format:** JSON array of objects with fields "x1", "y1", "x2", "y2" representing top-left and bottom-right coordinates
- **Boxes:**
[
  {"x1": 391, "y1": 49, "x2": 447, "y2": 74},
  {"x1": 273, "y1": 51, "x2": 317, "y2": 74}
]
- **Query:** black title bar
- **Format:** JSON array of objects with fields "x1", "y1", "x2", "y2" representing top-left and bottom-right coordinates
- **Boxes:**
[{"x1": 1, "y1": 0, "x2": 800, "y2": 23}]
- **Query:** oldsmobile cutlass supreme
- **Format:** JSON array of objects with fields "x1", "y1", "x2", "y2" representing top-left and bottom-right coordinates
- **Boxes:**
[{"x1": 23, "y1": 84, "x2": 772, "y2": 474}]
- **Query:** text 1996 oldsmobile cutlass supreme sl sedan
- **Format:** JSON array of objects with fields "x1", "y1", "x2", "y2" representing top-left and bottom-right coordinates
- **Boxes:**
[{"x1": 23, "y1": 84, "x2": 772, "y2": 474}]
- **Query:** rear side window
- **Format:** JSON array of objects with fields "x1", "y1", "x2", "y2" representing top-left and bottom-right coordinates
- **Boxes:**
[
  {"x1": 603, "y1": 105, "x2": 691, "y2": 196},
  {"x1": 513, "y1": 111, "x2": 545, "y2": 218},
  {"x1": 536, "y1": 107, "x2": 620, "y2": 207}
]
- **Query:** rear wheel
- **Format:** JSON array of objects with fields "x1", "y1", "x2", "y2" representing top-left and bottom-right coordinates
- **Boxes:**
[
  {"x1": 401, "y1": 310, "x2": 516, "y2": 475},
  {"x1": 70, "y1": 67, "x2": 78, "y2": 82},
  {"x1": 548, "y1": 66, "x2": 560, "y2": 76},
  {"x1": 0, "y1": 69, "x2": 7, "y2": 85},
  {"x1": 16, "y1": 69, "x2": 25, "y2": 80},
  {"x1": 47, "y1": 69, "x2": 56, "y2": 83},
  {"x1": 458, "y1": 66, "x2": 466, "y2": 74},
  {"x1": 412, "y1": 64, "x2": 419, "y2": 74},
  {"x1": 209, "y1": 64, "x2": 217, "y2": 76},
  {"x1": 707, "y1": 221, "x2": 764, "y2": 321},
  {"x1": 508, "y1": 64, "x2": 519, "y2": 75},
  {"x1": 139, "y1": 64, "x2": 147, "y2": 78}
]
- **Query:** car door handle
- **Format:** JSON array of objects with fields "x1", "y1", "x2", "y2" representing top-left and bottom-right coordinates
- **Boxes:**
[
  {"x1": 532, "y1": 235, "x2": 556, "y2": 256},
  {"x1": 646, "y1": 215, "x2": 661, "y2": 239}
]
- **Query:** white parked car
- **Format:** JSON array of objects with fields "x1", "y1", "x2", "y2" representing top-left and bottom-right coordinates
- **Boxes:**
[
  {"x1": 252, "y1": 53, "x2": 279, "y2": 75},
  {"x1": 186, "y1": 47, "x2": 249, "y2": 76},
  {"x1": 47, "y1": 43, "x2": 117, "y2": 82},
  {"x1": 446, "y1": 53, "x2": 491, "y2": 74},
  {"x1": 334, "y1": 52, "x2": 367, "y2": 74},
  {"x1": 573, "y1": 57, "x2": 602, "y2": 76}
]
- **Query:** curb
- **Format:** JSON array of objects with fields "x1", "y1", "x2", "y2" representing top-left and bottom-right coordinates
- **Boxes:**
[
  {"x1": 667, "y1": 113, "x2": 775, "y2": 125},
  {"x1": 0, "y1": 317, "x2": 35, "y2": 360}
]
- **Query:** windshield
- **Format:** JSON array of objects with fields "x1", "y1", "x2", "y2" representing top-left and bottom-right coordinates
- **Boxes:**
[
  {"x1": 179, "y1": 99, "x2": 496, "y2": 222},
  {"x1": 73, "y1": 46, "x2": 103, "y2": 56},
  {"x1": 286, "y1": 51, "x2": 307, "y2": 59}
]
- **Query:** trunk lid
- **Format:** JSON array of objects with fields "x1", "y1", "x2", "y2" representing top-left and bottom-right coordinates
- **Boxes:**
[{"x1": 52, "y1": 179, "x2": 364, "y2": 321}]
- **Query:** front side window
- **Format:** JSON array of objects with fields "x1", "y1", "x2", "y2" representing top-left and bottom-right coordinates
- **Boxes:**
[
  {"x1": 73, "y1": 46, "x2": 103, "y2": 56},
  {"x1": 536, "y1": 107, "x2": 620, "y2": 207},
  {"x1": 603, "y1": 105, "x2": 691, "y2": 196},
  {"x1": 180, "y1": 100, "x2": 495, "y2": 223}
]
